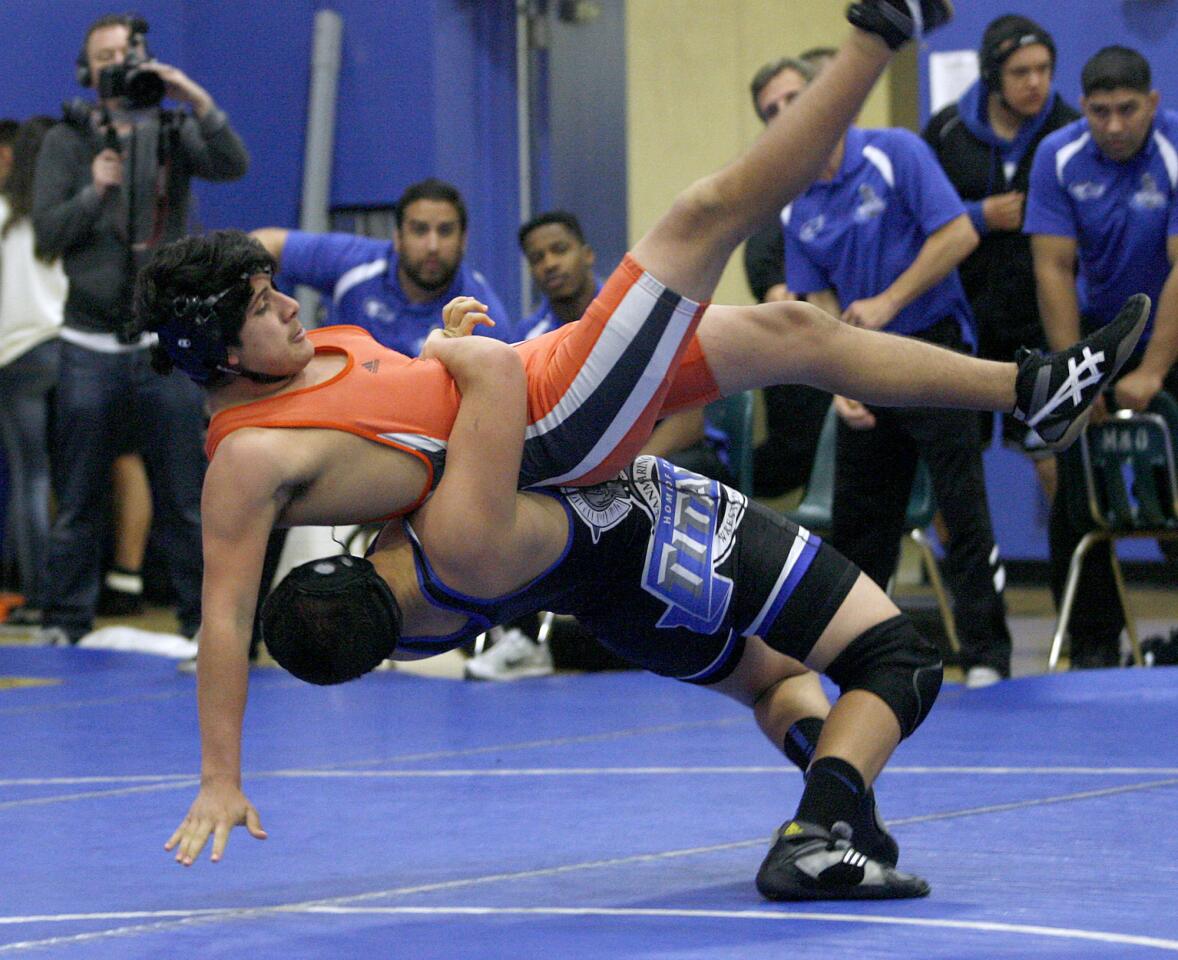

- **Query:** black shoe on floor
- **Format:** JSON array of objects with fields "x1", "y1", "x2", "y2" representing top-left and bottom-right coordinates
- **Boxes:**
[
  {"x1": 846, "y1": 0, "x2": 954, "y2": 50},
  {"x1": 858, "y1": 788, "x2": 900, "y2": 868},
  {"x1": 1013, "y1": 294, "x2": 1151, "y2": 453},
  {"x1": 756, "y1": 820, "x2": 929, "y2": 901},
  {"x1": 97, "y1": 586, "x2": 144, "y2": 617}
]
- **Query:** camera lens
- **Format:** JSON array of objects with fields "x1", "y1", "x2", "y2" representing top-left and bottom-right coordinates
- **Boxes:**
[{"x1": 125, "y1": 68, "x2": 166, "y2": 109}]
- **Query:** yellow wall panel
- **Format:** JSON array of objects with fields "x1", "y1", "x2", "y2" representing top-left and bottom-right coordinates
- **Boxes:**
[{"x1": 626, "y1": 1, "x2": 900, "y2": 305}]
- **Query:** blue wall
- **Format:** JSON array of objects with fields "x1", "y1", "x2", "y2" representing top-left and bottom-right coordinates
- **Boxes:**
[{"x1": 0, "y1": 0, "x2": 523, "y2": 316}]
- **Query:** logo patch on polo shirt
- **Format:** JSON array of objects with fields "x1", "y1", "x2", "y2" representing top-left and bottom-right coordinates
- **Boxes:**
[
  {"x1": 800, "y1": 215, "x2": 826, "y2": 243},
  {"x1": 1131, "y1": 173, "x2": 1166, "y2": 211},
  {"x1": 364, "y1": 298, "x2": 397, "y2": 323},
  {"x1": 1069, "y1": 180, "x2": 1106, "y2": 202},
  {"x1": 853, "y1": 183, "x2": 886, "y2": 223}
]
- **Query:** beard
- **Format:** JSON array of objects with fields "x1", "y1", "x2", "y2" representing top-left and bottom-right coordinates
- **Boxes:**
[{"x1": 402, "y1": 257, "x2": 460, "y2": 296}]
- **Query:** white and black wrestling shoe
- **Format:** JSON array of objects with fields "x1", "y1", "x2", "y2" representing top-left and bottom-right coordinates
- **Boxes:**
[
  {"x1": 846, "y1": 0, "x2": 954, "y2": 50},
  {"x1": 756, "y1": 820, "x2": 930, "y2": 901},
  {"x1": 1013, "y1": 293, "x2": 1151, "y2": 453}
]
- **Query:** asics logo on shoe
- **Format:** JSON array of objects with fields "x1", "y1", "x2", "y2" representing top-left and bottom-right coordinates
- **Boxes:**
[{"x1": 1025, "y1": 346, "x2": 1105, "y2": 430}]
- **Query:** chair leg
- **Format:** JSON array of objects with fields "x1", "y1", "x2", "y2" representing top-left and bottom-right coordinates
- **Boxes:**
[
  {"x1": 1107, "y1": 549, "x2": 1143, "y2": 667},
  {"x1": 908, "y1": 529, "x2": 960, "y2": 655},
  {"x1": 1048, "y1": 531, "x2": 1105, "y2": 672}
]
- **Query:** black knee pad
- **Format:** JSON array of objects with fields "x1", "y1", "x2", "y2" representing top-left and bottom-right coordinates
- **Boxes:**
[{"x1": 823, "y1": 614, "x2": 942, "y2": 739}]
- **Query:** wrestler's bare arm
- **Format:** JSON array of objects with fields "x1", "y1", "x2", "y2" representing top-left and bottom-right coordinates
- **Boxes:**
[
  {"x1": 166, "y1": 430, "x2": 296, "y2": 866},
  {"x1": 412, "y1": 335, "x2": 553, "y2": 597}
]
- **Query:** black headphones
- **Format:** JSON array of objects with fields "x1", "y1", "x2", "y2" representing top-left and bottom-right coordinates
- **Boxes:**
[
  {"x1": 980, "y1": 19, "x2": 1056, "y2": 92},
  {"x1": 76, "y1": 14, "x2": 150, "y2": 88}
]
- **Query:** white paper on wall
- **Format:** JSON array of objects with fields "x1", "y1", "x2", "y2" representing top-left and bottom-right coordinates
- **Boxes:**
[{"x1": 929, "y1": 50, "x2": 980, "y2": 114}]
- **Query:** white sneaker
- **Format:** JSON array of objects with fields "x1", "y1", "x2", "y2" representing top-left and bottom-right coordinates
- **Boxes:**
[
  {"x1": 964, "y1": 666, "x2": 1002, "y2": 689},
  {"x1": 464, "y1": 628, "x2": 554, "y2": 681}
]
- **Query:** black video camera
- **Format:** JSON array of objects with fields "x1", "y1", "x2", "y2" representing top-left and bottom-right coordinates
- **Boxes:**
[{"x1": 96, "y1": 17, "x2": 165, "y2": 109}]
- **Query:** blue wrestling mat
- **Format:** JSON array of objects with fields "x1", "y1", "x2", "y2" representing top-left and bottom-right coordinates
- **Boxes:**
[{"x1": 2, "y1": 648, "x2": 1178, "y2": 958}]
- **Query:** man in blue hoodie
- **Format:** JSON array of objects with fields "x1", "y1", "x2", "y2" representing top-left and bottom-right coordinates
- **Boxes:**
[{"x1": 923, "y1": 15, "x2": 1078, "y2": 476}]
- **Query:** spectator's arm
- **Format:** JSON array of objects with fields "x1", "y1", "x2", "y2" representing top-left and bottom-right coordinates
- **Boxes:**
[
  {"x1": 805, "y1": 288, "x2": 841, "y2": 318},
  {"x1": 1115, "y1": 234, "x2": 1178, "y2": 410},
  {"x1": 250, "y1": 228, "x2": 290, "y2": 269},
  {"x1": 1031, "y1": 233, "x2": 1082, "y2": 351},
  {"x1": 640, "y1": 409, "x2": 706, "y2": 459},
  {"x1": 964, "y1": 199, "x2": 988, "y2": 235},
  {"x1": 31, "y1": 128, "x2": 106, "y2": 259},
  {"x1": 177, "y1": 108, "x2": 249, "y2": 182},
  {"x1": 842, "y1": 213, "x2": 978, "y2": 330}
]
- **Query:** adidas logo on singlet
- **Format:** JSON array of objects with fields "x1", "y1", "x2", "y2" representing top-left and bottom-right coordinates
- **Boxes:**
[{"x1": 362, "y1": 359, "x2": 380, "y2": 374}]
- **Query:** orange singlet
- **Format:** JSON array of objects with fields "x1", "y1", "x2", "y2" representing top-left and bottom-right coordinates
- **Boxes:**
[{"x1": 206, "y1": 255, "x2": 721, "y2": 514}]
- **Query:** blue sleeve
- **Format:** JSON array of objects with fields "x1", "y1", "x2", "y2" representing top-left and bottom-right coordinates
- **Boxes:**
[
  {"x1": 890, "y1": 130, "x2": 967, "y2": 235},
  {"x1": 279, "y1": 231, "x2": 391, "y2": 296},
  {"x1": 966, "y1": 200, "x2": 988, "y2": 235},
  {"x1": 783, "y1": 214, "x2": 829, "y2": 295},
  {"x1": 1169, "y1": 179, "x2": 1178, "y2": 238},
  {"x1": 464, "y1": 269, "x2": 516, "y2": 342},
  {"x1": 1023, "y1": 140, "x2": 1076, "y2": 238}
]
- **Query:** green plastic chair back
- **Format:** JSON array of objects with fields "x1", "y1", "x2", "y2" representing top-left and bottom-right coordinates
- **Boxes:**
[
  {"x1": 705, "y1": 391, "x2": 756, "y2": 496},
  {"x1": 1075, "y1": 391, "x2": 1178, "y2": 532},
  {"x1": 787, "y1": 402, "x2": 838, "y2": 534},
  {"x1": 787, "y1": 402, "x2": 938, "y2": 534}
]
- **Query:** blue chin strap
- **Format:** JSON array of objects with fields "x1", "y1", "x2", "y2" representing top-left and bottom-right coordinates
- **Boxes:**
[{"x1": 156, "y1": 268, "x2": 285, "y2": 385}]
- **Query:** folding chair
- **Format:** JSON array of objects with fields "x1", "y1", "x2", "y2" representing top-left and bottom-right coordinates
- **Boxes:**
[
  {"x1": 787, "y1": 404, "x2": 960, "y2": 654},
  {"x1": 704, "y1": 391, "x2": 756, "y2": 496},
  {"x1": 1047, "y1": 392, "x2": 1178, "y2": 671}
]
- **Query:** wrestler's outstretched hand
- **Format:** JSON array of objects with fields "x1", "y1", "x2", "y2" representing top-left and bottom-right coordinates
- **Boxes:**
[
  {"x1": 166, "y1": 780, "x2": 267, "y2": 866},
  {"x1": 441, "y1": 296, "x2": 495, "y2": 338}
]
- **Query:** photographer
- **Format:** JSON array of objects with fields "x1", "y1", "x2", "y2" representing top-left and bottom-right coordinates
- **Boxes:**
[{"x1": 32, "y1": 13, "x2": 249, "y2": 645}]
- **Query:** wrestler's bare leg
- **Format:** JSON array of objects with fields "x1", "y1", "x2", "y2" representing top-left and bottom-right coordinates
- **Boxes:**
[
  {"x1": 698, "y1": 300, "x2": 1018, "y2": 414},
  {"x1": 629, "y1": 29, "x2": 892, "y2": 303}
]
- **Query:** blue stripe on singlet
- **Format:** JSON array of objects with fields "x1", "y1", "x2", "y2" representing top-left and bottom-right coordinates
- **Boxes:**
[
  {"x1": 395, "y1": 494, "x2": 577, "y2": 654},
  {"x1": 740, "y1": 531, "x2": 821, "y2": 638}
]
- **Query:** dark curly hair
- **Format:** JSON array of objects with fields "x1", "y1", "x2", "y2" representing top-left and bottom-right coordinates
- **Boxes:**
[{"x1": 132, "y1": 230, "x2": 275, "y2": 382}]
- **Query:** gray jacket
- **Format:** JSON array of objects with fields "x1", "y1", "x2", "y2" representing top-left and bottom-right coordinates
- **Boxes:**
[{"x1": 32, "y1": 104, "x2": 248, "y2": 334}]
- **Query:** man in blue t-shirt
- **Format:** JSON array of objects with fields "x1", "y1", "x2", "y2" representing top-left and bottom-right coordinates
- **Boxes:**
[
  {"x1": 1026, "y1": 45, "x2": 1178, "y2": 668},
  {"x1": 784, "y1": 124, "x2": 1014, "y2": 687},
  {"x1": 251, "y1": 178, "x2": 512, "y2": 356},
  {"x1": 517, "y1": 210, "x2": 602, "y2": 341}
]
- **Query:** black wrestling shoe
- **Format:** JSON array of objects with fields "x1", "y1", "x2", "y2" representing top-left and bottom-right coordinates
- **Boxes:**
[
  {"x1": 1013, "y1": 294, "x2": 1151, "y2": 453},
  {"x1": 756, "y1": 820, "x2": 929, "y2": 901},
  {"x1": 846, "y1": 0, "x2": 954, "y2": 50},
  {"x1": 858, "y1": 788, "x2": 900, "y2": 868}
]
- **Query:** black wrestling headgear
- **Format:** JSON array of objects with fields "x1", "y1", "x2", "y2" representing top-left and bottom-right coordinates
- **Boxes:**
[{"x1": 260, "y1": 555, "x2": 402, "y2": 686}]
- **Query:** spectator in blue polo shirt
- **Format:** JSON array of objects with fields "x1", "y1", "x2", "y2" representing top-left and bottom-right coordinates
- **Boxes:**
[
  {"x1": 1026, "y1": 45, "x2": 1178, "y2": 668},
  {"x1": 251, "y1": 178, "x2": 512, "y2": 356},
  {"x1": 784, "y1": 123, "x2": 1014, "y2": 688}
]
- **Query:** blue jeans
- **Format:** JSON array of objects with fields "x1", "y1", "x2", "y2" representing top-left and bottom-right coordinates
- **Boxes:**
[
  {"x1": 0, "y1": 339, "x2": 60, "y2": 608},
  {"x1": 43, "y1": 342, "x2": 206, "y2": 638}
]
